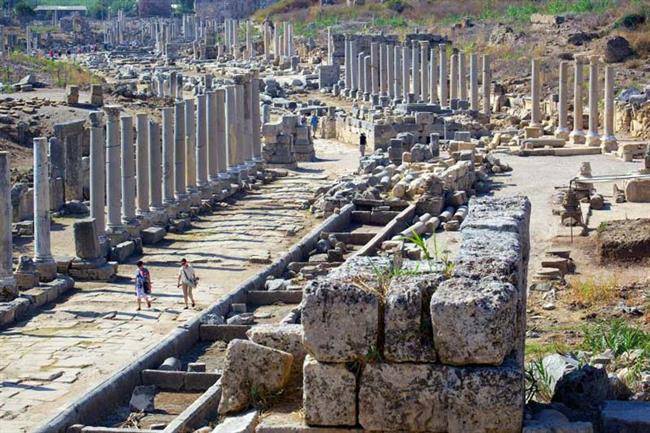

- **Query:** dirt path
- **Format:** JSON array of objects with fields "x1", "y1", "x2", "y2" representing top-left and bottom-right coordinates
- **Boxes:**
[
  {"x1": 491, "y1": 152, "x2": 645, "y2": 272},
  {"x1": 0, "y1": 138, "x2": 358, "y2": 433}
]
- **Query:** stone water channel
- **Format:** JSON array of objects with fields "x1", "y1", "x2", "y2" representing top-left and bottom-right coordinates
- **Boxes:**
[{"x1": 0, "y1": 138, "x2": 358, "y2": 433}]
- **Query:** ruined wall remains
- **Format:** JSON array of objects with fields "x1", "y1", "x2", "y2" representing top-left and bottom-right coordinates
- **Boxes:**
[
  {"x1": 335, "y1": 109, "x2": 462, "y2": 151},
  {"x1": 262, "y1": 115, "x2": 315, "y2": 164},
  {"x1": 301, "y1": 195, "x2": 531, "y2": 433}
]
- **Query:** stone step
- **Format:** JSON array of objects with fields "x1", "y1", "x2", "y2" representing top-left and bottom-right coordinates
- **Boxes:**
[
  {"x1": 540, "y1": 257, "x2": 572, "y2": 275},
  {"x1": 535, "y1": 267, "x2": 563, "y2": 281},
  {"x1": 546, "y1": 248, "x2": 571, "y2": 259}
]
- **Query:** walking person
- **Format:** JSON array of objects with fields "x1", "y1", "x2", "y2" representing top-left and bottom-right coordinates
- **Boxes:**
[
  {"x1": 359, "y1": 132, "x2": 367, "y2": 157},
  {"x1": 135, "y1": 261, "x2": 152, "y2": 311},
  {"x1": 309, "y1": 113, "x2": 319, "y2": 138},
  {"x1": 177, "y1": 258, "x2": 198, "y2": 309}
]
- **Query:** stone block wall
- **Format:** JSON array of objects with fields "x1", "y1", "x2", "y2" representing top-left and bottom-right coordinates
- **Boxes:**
[
  {"x1": 335, "y1": 111, "x2": 459, "y2": 151},
  {"x1": 301, "y1": 195, "x2": 531, "y2": 433},
  {"x1": 262, "y1": 115, "x2": 315, "y2": 164}
]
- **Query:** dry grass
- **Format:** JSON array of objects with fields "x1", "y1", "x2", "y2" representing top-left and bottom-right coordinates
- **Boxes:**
[
  {"x1": 567, "y1": 276, "x2": 619, "y2": 307},
  {"x1": 621, "y1": 23, "x2": 650, "y2": 56}
]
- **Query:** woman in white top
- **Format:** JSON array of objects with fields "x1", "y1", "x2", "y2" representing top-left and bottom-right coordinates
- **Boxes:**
[{"x1": 177, "y1": 258, "x2": 197, "y2": 309}]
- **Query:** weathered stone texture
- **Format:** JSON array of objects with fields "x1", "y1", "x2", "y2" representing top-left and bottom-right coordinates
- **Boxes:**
[
  {"x1": 430, "y1": 277, "x2": 518, "y2": 365},
  {"x1": 446, "y1": 360, "x2": 524, "y2": 433},
  {"x1": 218, "y1": 340, "x2": 293, "y2": 415},
  {"x1": 302, "y1": 279, "x2": 379, "y2": 362},
  {"x1": 359, "y1": 363, "x2": 451, "y2": 432},
  {"x1": 384, "y1": 273, "x2": 444, "y2": 362},
  {"x1": 246, "y1": 324, "x2": 306, "y2": 374},
  {"x1": 303, "y1": 355, "x2": 357, "y2": 426}
]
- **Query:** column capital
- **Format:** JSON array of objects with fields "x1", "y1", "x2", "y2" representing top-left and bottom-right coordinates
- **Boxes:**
[
  {"x1": 103, "y1": 105, "x2": 122, "y2": 120},
  {"x1": 89, "y1": 111, "x2": 103, "y2": 127}
]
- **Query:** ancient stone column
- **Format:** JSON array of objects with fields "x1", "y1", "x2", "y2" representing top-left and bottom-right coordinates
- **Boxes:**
[
  {"x1": 555, "y1": 61, "x2": 570, "y2": 139},
  {"x1": 174, "y1": 101, "x2": 187, "y2": 201},
  {"x1": 33, "y1": 138, "x2": 56, "y2": 281},
  {"x1": 89, "y1": 112, "x2": 105, "y2": 236},
  {"x1": 469, "y1": 53, "x2": 479, "y2": 110},
  {"x1": 371, "y1": 42, "x2": 380, "y2": 97},
  {"x1": 148, "y1": 120, "x2": 164, "y2": 214},
  {"x1": 429, "y1": 47, "x2": 438, "y2": 104},
  {"x1": 358, "y1": 51, "x2": 366, "y2": 100},
  {"x1": 570, "y1": 57, "x2": 586, "y2": 145},
  {"x1": 458, "y1": 51, "x2": 467, "y2": 102},
  {"x1": 216, "y1": 88, "x2": 228, "y2": 174},
  {"x1": 242, "y1": 77, "x2": 254, "y2": 163},
  {"x1": 162, "y1": 107, "x2": 175, "y2": 205},
  {"x1": 530, "y1": 58, "x2": 541, "y2": 127},
  {"x1": 386, "y1": 46, "x2": 394, "y2": 99},
  {"x1": 196, "y1": 93, "x2": 208, "y2": 189},
  {"x1": 104, "y1": 105, "x2": 124, "y2": 234},
  {"x1": 235, "y1": 84, "x2": 247, "y2": 167},
  {"x1": 380, "y1": 44, "x2": 388, "y2": 96},
  {"x1": 184, "y1": 98, "x2": 198, "y2": 198},
  {"x1": 439, "y1": 44, "x2": 448, "y2": 107},
  {"x1": 350, "y1": 39, "x2": 358, "y2": 95},
  {"x1": 402, "y1": 44, "x2": 410, "y2": 101},
  {"x1": 225, "y1": 85, "x2": 238, "y2": 170},
  {"x1": 363, "y1": 55, "x2": 371, "y2": 98},
  {"x1": 587, "y1": 56, "x2": 600, "y2": 147},
  {"x1": 482, "y1": 54, "x2": 491, "y2": 116},
  {"x1": 120, "y1": 115, "x2": 137, "y2": 225},
  {"x1": 449, "y1": 53, "x2": 458, "y2": 102},
  {"x1": 601, "y1": 65, "x2": 617, "y2": 151},
  {"x1": 0, "y1": 152, "x2": 16, "y2": 294},
  {"x1": 411, "y1": 40, "x2": 420, "y2": 98},
  {"x1": 420, "y1": 41, "x2": 429, "y2": 103},
  {"x1": 394, "y1": 46, "x2": 402, "y2": 102},
  {"x1": 251, "y1": 72, "x2": 262, "y2": 161},
  {"x1": 206, "y1": 90, "x2": 218, "y2": 181},
  {"x1": 135, "y1": 113, "x2": 150, "y2": 216},
  {"x1": 344, "y1": 36, "x2": 351, "y2": 91}
]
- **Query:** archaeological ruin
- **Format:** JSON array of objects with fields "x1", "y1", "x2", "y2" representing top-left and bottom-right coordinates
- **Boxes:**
[{"x1": 0, "y1": 1, "x2": 649, "y2": 433}]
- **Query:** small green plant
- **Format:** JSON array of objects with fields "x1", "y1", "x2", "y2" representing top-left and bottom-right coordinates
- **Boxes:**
[
  {"x1": 525, "y1": 357, "x2": 554, "y2": 403},
  {"x1": 582, "y1": 319, "x2": 650, "y2": 358},
  {"x1": 365, "y1": 345, "x2": 382, "y2": 363}
]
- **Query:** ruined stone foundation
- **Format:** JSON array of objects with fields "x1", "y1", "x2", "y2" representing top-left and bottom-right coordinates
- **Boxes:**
[{"x1": 301, "y1": 195, "x2": 531, "y2": 433}]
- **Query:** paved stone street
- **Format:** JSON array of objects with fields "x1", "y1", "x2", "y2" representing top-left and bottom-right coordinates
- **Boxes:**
[{"x1": 0, "y1": 139, "x2": 358, "y2": 433}]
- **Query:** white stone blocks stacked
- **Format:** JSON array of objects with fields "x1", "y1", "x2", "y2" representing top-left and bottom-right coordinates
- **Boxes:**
[{"x1": 301, "y1": 195, "x2": 531, "y2": 432}]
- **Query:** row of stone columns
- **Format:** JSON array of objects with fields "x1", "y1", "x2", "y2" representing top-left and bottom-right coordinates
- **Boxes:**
[
  {"x1": 528, "y1": 56, "x2": 618, "y2": 150},
  {"x1": 272, "y1": 21, "x2": 293, "y2": 60},
  {"x1": 342, "y1": 39, "x2": 491, "y2": 115},
  {"x1": 90, "y1": 74, "x2": 263, "y2": 242}
]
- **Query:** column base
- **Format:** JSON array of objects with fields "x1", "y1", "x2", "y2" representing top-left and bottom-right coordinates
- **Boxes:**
[
  {"x1": 554, "y1": 127, "x2": 570, "y2": 140},
  {"x1": 34, "y1": 259, "x2": 57, "y2": 283},
  {"x1": 106, "y1": 227, "x2": 129, "y2": 247},
  {"x1": 187, "y1": 188, "x2": 202, "y2": 206},
  {"x1": 176, "y1": 193, "x2": 191, "y2": 212},
  {"x1": 586, "y1": 131, "x2": 601, "y2": 147},
  {"x1": 148, "y1": 207, "x2": 169, "y2": 225},
  {"x1": 569, "y1": 130, "x2": 586, "y2": 145},
  {"x1": 600, "y1": 135, "x2": 618, "y2": 153},
  {"x1": 0, "y1": 276, "x2": 18, "y2": 301}
]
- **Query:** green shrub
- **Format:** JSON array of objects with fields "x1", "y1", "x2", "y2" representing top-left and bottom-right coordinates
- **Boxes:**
[{"x1": 582, "y1": 319, "x2": 650, "y2": 358}]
